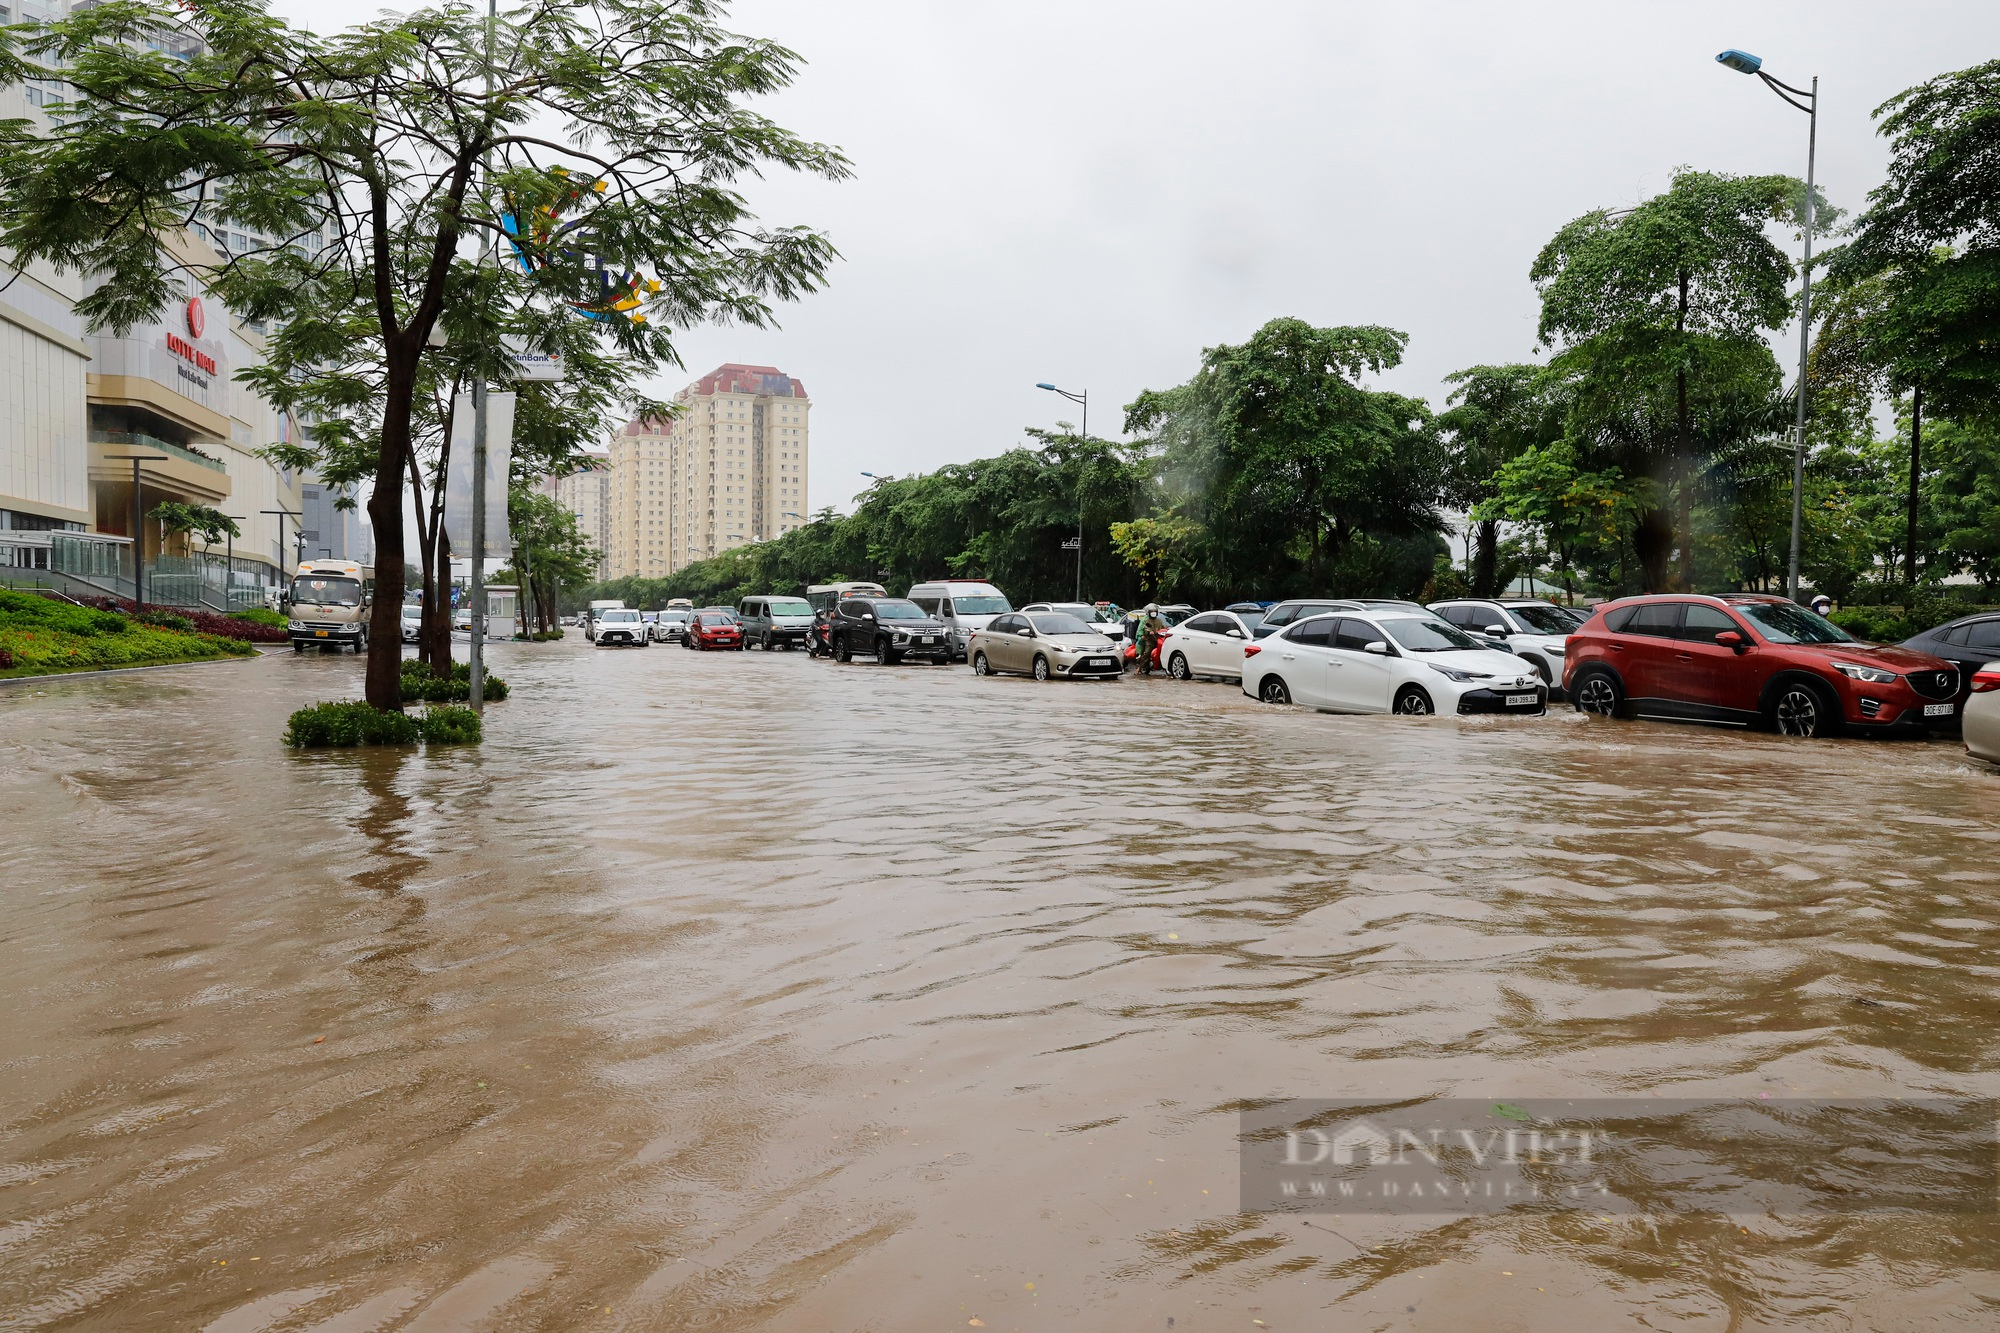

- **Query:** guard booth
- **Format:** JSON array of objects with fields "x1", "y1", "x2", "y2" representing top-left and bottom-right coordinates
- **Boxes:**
[{"x1": 483, "y1": 585, "x2": 521, "y2": 639}]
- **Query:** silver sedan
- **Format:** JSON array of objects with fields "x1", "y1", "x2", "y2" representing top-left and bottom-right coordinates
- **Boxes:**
[
  {"x1": 968, "y1": 611, "x2": 1123, "y2": 681},
  {"x1": 1966, "y1": 662, "x2": 2000, "y2": 765}
]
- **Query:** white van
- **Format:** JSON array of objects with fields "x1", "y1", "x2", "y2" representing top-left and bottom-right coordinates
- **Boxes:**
[
  {"x1": 805, "y1": 582, "x2": 886, "y2": 614},
  {"x1": 906, "y1": 579, "x2": 1012, "y2": 662}
]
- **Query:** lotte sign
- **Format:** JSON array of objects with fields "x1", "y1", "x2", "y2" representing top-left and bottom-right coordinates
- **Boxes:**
[{"x1": 166, "y1": 297, "x2": 217, "y2": 375}]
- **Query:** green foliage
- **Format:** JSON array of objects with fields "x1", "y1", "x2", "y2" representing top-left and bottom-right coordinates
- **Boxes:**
[
  {"x1": 400, "y1": 657, "x2": 508, "y2": 702},
  {"x1": 133, "y1": 609, "x2": 196, "y2": 632},
  {"x1": 1108, "y1": 514, "x2": 1197, "y2": 601},
  {"x1": 284, "y1": 701, "x2": 423, "y2": 747},
  {"x1": 1475, "y1": 440, "x2": 1642, "y2": 601},
  {"x1": 1124, "y1": 317, "x2": 1446, "y2": 601},
  {"x1": 147, "y1": 501, "x2": 240, "y2": 548},
  {"x1": 416, "y1": 705, "x2": 483, "y2": 745},
  {"x1": 283, "y1": 698, "x2": 483, "y2": 746},
  {"x1": 234, "y1": 607, "x2": 287, "y2": 628},
  {"x1": 0, "y1": 591, "x2": 252, "y2": 675}
]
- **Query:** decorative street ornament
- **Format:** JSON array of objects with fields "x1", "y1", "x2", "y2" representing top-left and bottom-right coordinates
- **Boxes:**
[{"x1": 499, "y1": 168, "x2": 661, "y2": 325}]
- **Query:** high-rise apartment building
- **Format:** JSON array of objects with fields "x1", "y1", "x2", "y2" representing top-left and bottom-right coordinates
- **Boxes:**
[
  {"x1": 553, "y1": 453, "x2": 610, "y2": 581},
  {"x1": 607, "y1": 364, "x2": 809, "y2": 578}
]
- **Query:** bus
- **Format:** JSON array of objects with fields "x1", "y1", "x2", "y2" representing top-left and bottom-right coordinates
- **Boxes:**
[
  {"x1": 805, "y1": 581, "x2": 887, "y2": 614},
  {"x1": 285, "y1": 559, "x2": 375, "y2": 653}
]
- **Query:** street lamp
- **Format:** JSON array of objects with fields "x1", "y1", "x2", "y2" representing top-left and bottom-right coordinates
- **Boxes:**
[
  {"x1": 1035, "y1": 382, "x2": 1088, "y2": 601},
  {"x1": 1717, "y1": 48, "x2": 1818, "y2": 602}
]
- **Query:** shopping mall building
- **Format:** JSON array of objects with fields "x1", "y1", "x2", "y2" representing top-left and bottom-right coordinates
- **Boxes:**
[{"x1": 0, "y1": 236, "x2": 311, "y2": 609}]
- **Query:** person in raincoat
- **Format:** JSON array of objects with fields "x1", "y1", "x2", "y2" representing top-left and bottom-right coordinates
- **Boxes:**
[{"x1": 1134, "y1": 603, "x2": 1169, "y2": 677}]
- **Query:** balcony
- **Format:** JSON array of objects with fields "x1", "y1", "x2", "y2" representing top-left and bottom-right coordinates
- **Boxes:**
[{"x1": 89, "y1": 430, "x2": 227, "y2": 473}]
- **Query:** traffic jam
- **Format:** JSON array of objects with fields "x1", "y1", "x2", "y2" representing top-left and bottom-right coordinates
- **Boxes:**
[{"x1": 577, "y1": 578, "x2": 2000, "y2": 760}]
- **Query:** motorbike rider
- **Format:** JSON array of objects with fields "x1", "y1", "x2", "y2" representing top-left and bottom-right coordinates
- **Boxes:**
[{"x1": 1134, "y1": 603, "x2": 1169, "y2": 677}]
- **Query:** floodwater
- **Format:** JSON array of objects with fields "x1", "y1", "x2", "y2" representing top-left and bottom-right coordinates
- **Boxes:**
[{"x1": 3, "y1": 639, "x2": 2000, "y2": 1332}]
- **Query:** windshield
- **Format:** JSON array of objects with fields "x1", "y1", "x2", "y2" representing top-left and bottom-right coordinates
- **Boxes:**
[
  {"x1": 1030, "y1": 613, "x2": 1097, "y2": 635},
  {"x1": 602, "y1": 610, "x2": 640, "y2": 622},
  {"x1": 1230, "y1": 609, "x2": 1267, "y2": 629},
  {"x1": 290, "y1": 577, "x2": 361, "y2": 607},
  {"x1": 1380, "y1": 616, "x2": 1479, "y2": 653},
  {"x1": 696, "y1": 613, "x2": 735, "y2": 626},
  {"x1": 1507, "y1": 604, "x2": 1575, "y2": 634},
  {"x1": 763, "y1": 598, "x2": 813, "y2": 617},
  {"x1": 873, "y1": 600, "x2": 929, "y2": 620},
  {"x1": 401, "y1": 604, "x2": 422, "y2": 619},
  {"x1": 661, "y1": 613, "x2": 689, "y2": 623},
  {"x1": 948, "y1": 595, "x2": 1010, "y2": 615},
  {"x1": 1735, "y1": 601, "x2": 1853, "y2": 645}
]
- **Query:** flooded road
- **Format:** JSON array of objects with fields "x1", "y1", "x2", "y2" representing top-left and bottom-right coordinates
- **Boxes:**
[{"x1": 4, "y1": 640, "x2": 2000, "y2": 1331}]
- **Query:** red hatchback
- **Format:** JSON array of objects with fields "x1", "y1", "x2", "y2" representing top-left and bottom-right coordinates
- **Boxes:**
[
  {"x1": 1563, "y1": 594, "x2": 1960, "y2": 737},
  {"x1": 684, "y1": 612, "x2": 743, "y2": 651}
]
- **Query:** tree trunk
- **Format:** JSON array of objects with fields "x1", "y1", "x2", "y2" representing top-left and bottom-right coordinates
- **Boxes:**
[
  {"x1": 1633, "y1": 505, "x2": 1674, "y2": 593},
  {"x1": 1905, "y1": 386, "x2": 1923, "y2": 586},
  {"x1": 1472, "y1": 518, "x2": 1499, "y2": 597},
  {"x1": 363, "y1": 353, "x2": 419, "y2": 711},
  {"x1": 1675, "y1": 363, "x2": 1695, "y2": 591}
]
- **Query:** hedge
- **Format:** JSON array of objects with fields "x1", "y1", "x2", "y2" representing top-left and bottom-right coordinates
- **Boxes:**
[
  {"x1": 283, "y1": 700, "x2": 483, "y2": 747},
  {"x1": 79, "y1": 596, "x2": 288, "y2": 643},
  {"x1": 400, "y1": 657, "x2": 508, "y2": 701}
]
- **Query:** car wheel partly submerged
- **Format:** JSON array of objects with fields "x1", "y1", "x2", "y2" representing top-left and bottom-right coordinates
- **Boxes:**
[
  {"x1": 1258, "y1": 675, "x2": 1290, "y2": 705},
  {"x1": 972, "y1": 651, "x2": 992, "y2": 676},
  {"x1": 1770, "y1": 681, "x2": 1838, "y2": 738},
  {"x1": 1168, "y1": 651, "x2": 1192, "y2": 681},
  {"x1": 1032, "y1": 655, "x2": 1051, "y2": 682},
  {"x1": 1393, "y1": 684, "x2": 1435, "y2": 716},
  {"x1": 834, "y1": 637, "x2": 852, "y2": 663},
  {"x1": 1572, "y1": 670, "x2": 1623, "y2": 718}
]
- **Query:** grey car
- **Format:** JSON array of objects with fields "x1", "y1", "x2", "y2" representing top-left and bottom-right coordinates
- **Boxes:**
[{"x1": 969, "y1": 611, "x2": 1124, "y2": 681}]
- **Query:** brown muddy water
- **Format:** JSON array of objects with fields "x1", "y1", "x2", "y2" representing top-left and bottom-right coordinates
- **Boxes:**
[{"x1": 3, "y1": 640, "x2": 2000, "y2": 1332}]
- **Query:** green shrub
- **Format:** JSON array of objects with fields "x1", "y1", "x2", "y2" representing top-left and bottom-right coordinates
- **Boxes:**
[
  {"x1": 399, "y1": 658, "x2": 507, "y2": 701},
  {"x1": 283, "y1": 700, "x2": 422, "y2": 747},
  {"x1": 417, "y1": 704, "x2": 482, "y2": 744},
  {"x1": 1829, "y1": 606, "x2": 1907, "y2": 642},
  {"x1": 234, "y1": 607, "x2": 287, "y2": 628},
  {"x1": 0, "y1": 589, "x2": 129, "y2": 636},
  {"x1": 134, "y1": 609, "x2": 196, "y2": 632}
]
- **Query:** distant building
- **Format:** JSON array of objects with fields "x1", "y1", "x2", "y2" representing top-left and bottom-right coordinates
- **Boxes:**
[
  {"x1": 553, "y1": 452, "x2": 610, "y2": 581},
  {"x1": 608, "y1": 363, "x2": 809, "y2": 578},
  {"x1": 299, "y1": 473, "x2": 373, "y2": 565}
]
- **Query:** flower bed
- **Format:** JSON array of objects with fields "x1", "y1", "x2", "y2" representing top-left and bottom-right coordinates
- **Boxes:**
[
  {"x1": 79, "y1": 596, "x2": 289, "y2": 643},
  {"x1": 0, "y1": 590, "x2": 255, "y2": 677}
]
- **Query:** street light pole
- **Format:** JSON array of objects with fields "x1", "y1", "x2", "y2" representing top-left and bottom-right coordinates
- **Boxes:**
[
  {"x1": 463, "y1": 0, "x2": 502, "y2": 714},
  {"x1": 1036, "y1": 382, "x2": 1088, "y2": 601},
  {"x1": 1717, "y1": 49, "x2": 1817, "y2": 602}
]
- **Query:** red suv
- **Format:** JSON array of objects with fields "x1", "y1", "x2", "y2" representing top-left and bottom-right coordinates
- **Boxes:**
[{"x1": 1563, "y1": 594, "x2": 1960, "y2": 737}]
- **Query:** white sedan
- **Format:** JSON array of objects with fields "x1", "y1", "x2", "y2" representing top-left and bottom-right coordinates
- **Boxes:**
[
  {"x1": 1965, "y1": 661, "x2": 2000, "y2": 765},
  {"x1": 1242, "y1": 610, "x2": 1546, "y2": 716},
  {"x1": 1161, "y1": 609, "x2": 1258, "y2": 681}
]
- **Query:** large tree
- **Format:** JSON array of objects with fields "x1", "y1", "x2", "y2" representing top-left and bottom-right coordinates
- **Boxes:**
[
  {"x1": 1436, "y1": 363, "x2": 1562, "y2": 596},
  {"x1": 0, "y1": 0, "x2": 846, "y2": 709},
  {"x1": 1530, "y1": 170, "x2": 1804, "y2": 591},
  {"x1": 1125, "y1": 317, "x2": 1445, "y2": 599}
]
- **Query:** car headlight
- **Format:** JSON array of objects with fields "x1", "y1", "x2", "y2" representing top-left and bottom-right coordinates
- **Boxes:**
[
  {"x1": 1428, "y1": 664, "x2": 1491, "y2": 683},
  {"x1": 287, "y1": 619, "x2": 305, "y2": 631},
  {"x1": 1832, "y1": 661, "x2": 1897, "y2": 685}
]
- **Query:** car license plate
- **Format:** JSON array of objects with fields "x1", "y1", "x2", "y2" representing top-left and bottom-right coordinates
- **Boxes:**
[
  {"x1": 315, "y1": 630, "x2": 328, "y2": 637},
  {"x1": 1506, "y1": 692, "x2": 1536, "y2": 706},
  {"x1": 1925, "y1": 702, "x2": 1955, "y2": 717}
]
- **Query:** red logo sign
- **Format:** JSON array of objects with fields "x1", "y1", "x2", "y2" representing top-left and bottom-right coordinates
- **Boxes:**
[{"x1": 185, "y1": 296, "x2": 205, "y2": 339}]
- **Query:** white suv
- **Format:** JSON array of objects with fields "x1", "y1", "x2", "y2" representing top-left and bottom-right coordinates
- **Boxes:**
[{"x1": 1428, "y1": 599, "x2": 1582, "y2": 696}]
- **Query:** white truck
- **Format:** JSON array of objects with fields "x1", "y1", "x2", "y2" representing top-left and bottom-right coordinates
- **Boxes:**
[{"x1": 585, "y1": 599, "x2": 626, "y2": 642}]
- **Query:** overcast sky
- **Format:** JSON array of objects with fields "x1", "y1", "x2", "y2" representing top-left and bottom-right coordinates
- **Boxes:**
[{"x1": 278, "y1": 0, "x2": 2000, "y2": 516}]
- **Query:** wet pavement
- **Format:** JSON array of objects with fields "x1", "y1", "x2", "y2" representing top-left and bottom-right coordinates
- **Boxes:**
[{"x1": 3, "y1": 639, "x2": 2000, "y2": 1331}]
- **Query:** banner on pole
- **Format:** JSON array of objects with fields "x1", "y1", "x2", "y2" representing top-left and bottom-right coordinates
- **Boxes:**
[{"x1": 443, "y1": 391, "x2": 516, "y2": 557}]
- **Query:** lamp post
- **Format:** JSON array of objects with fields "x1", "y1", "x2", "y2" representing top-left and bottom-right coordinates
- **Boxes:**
[
  {"x1": 465, "y1": 0, "x2": 502, "y2": 716},
  {"x1": 1035, "y1": 382, "x2": 1088, "y2": 601},
  {"x1": 1717, "y1": 48, "x2": 1818, "y2": 603},
  {"x1": 223, "y1": 515, "x2": 246, "y2": 612},
  {"x1": 99, "y1": 455, "x2": 154, "y2": 609}
]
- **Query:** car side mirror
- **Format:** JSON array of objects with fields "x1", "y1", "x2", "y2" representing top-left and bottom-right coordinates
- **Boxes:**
[
  {"x1": 1365, "y1": 641, "x2": 1389, "y2": 655},
  {"x1": 1017, "y1": 628, "x2": 1033, "y2": 637},
  {"x1": 862, "y1": 612, "x2": 875, "y2": 620},
  {"x1": 1715, "y1": 630, "x2": 1745, "y2": 651},
  {"x1": 1485, "y1": 624, "x2": 1507, "y2": 636},
  {"x1": 1226, "y1": 628, "x2": 1243, "y2": 638}
]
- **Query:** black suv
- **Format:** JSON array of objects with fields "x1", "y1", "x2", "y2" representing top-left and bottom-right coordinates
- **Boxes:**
[
  {"x1": 1902, "y1": 612, "x2": 2000, "y2": 720},
  {"x1": 831, "y1": 597, "x2": 952, "y2": 664}
]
